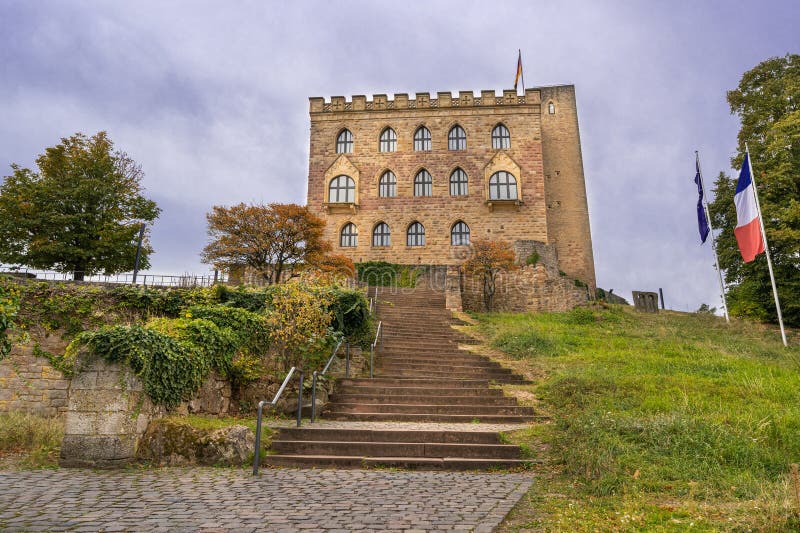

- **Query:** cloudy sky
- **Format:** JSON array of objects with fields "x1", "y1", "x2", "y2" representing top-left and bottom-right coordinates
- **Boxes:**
[{"x1": 1, "y1": 0, "x2": 797, "y2": 310}]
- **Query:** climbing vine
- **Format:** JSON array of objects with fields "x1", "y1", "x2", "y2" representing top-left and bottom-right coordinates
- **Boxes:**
[{"x1": 0, "y1": 278, "x2": 22, "y2": 359}]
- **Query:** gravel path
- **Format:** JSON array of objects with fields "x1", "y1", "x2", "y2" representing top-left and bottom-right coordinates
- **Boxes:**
[{"x1": 0, "y1": 467, "x2": 532, "y2": 532}]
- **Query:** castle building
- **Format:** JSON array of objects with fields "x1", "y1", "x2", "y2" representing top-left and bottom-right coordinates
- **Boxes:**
[{"x1": 306, "y1": 86, "x2": 596, "y2": 289}]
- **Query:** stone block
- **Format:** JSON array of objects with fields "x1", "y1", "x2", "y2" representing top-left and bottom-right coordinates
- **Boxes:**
[
  {"x1": 68, "y1": 389, "x2": 129, "y2": 412},
  {"x1": 59, "y1": 434, "x2": 138, "y2": 467},
  {"x1": 70, "y1": 371, "x2": 97, "y2": 390}
]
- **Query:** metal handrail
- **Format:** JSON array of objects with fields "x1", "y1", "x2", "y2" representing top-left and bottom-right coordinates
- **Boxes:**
[
  {"x1": 311, "y1": 338, "x2": 350, "y2": 422},
  {"x1": 369, "y1": 321, "x2": 382, "y2": 379},
  {"x1": 252, "y1": 366, "x2": 304, "y2": 475}
]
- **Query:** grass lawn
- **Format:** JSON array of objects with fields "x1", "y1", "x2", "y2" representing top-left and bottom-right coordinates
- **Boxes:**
[{"x1": 468, "y1": 305, "x2": 800, "y2": 532}]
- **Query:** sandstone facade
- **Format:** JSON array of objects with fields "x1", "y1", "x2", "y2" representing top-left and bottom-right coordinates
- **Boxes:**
[{"x1": 306, "y1": 87, "x2": 596, "y2": 289}]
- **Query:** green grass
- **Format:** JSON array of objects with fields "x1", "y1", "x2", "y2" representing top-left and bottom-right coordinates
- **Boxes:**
[
  {"x1": 474, "y1": 305, "x2": 800, "y2": 531},
  {"x1": 0, "y1": 411, "x2": 64, "y2": 468},
  {"x1": 160, "y1": 414, "x2": 275, "y2": 462}
]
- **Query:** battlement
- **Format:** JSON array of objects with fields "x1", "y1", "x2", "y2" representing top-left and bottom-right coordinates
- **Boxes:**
[{"x1": 309, "y1": 88, "x2": 545, "y2": 113}]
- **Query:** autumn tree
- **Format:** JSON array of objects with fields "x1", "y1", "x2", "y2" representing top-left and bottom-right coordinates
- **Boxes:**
[
  {"x1": 201, "y1": 203, "x2": 332, "y2": 284},
  {"x1": 707, "y1": 54, "x2": 800, "y2": 326},
  {"x1": 462, "y1": 239, "x2": 517, "y2": 311},
  {"x1": 0, "y1": 132, "x2": 160, "y2": 280}
]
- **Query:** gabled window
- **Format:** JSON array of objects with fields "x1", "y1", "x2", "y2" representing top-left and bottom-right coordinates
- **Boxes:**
[
  {"x1": 414, "y1": 169, "x2": 432, "y2": 197},
  {"x1": 488, "y1": 171, "x2": 518, "y2": 200},
  {"x1": 329, "y1": 175, "x2": 356, "y2": 203},
  {"x1": 378, "y1": 170, "x2": 397, "y2": 198},
  {"x1": 414, "y1": 126, "x2": 431, "y2": 151},
  {"x1": 448, "y1": 125, "x2": 466, "y2": 150},
  {"x1": 406, "y1": 222, "x2": 425, "y2": 246},
  {"x1": 449, "y1": 168, "x2": 468, "y2": 196},
  {"x1": 372, "y1": 222, "x2": 390, "y2": 247},
  {"x1": 340, "y1": 223, "x2": 358, "y2": 247},
  {"x1": 491, "y1": 124, "x2": 510, "y2": 149},
  {"x1": 336, "y1": 129, "x2": 353, "y2": 153},
  {"x1": 451, "y1": 221, "x2": 470, "y2": 246},
  {"x1": 379, "y1": 127, "x2": 397, "y2": 152}
]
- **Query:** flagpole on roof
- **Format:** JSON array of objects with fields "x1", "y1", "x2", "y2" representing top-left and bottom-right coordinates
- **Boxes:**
[
  {"x1": 520, "y1": 49, "x2": 525, "y2": 92},
  {"x1": 696, "y1": 151, "x2": 729, "y2": 322},
  {"x1": 745, "y1": 143, "x2": 787, "y2": 346}
]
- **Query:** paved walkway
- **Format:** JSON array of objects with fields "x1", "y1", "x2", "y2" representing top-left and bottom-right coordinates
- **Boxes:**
[{"x1": 0, "y1": 468, "x2": 531, "y2": 532}]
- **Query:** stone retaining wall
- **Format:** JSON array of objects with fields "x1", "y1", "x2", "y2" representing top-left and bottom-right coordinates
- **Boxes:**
[{"x1": 0, "y1": 339, "x2": 70, "y2": 417}]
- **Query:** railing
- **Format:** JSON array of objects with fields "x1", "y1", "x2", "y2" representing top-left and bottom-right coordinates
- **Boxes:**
[
  {"x1": 0, "y1": 265, "x2": 226, "y2": 288},
  {"x1": 369, "y1": 321, "x2": 383, "y2": 379},
  {"x1": 310, "y1": 338, "x2": 350, "y2": 423},
  {"x1": 252, "y1": 366, "x2": 304, "y2": 476}
]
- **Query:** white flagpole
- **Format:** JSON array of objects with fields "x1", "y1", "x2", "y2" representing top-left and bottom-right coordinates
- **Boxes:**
[
  {"x1": 696, "y1": 151, "x2": 729, "y2": 322},
  {"x1": 745, "y1": 143, "x2": 788, "y2": 346}
]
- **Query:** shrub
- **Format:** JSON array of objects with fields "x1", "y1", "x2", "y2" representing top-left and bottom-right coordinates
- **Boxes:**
[
  {"x1": 356, "y1": 261, "x2": 421, "y2": 288},
  {"x1": 326, "y1": 288, "x2": 373, "y2": 347},
  {"x1": 525, "y1": 251, "x2": 540, "y2": 265},
  {"x1": 0, "y1": 277, "x2": 22, "y2": 358}
]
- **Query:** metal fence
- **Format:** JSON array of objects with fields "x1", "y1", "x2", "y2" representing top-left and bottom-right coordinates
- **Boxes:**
[{"x1": 0, "y1": 265, "x2": 227, "y2": 288}]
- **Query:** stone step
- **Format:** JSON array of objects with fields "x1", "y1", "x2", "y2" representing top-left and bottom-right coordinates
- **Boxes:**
[
  {"x1": 323, "y1": 412, "x2": 539, "y2": 423},
  {"x1": 263, "y1": 455, "x2": 530, "y2": 470},
  {"x1": 375, "y1": 368, "x2": 518, "y2": 379},
  {"x1": 334, "y1": 385, "x2": 505, "y2": 397},
  {"x1": 271, "y1": 440, "x2": 521, "y2": 459},
  {"x1": 377, "y1": 361, "x2": 508, "y2": 372},
  {"x1": 338, "y1": 377, "x2": 492, "y2": 387},
  {"x1": 378, "y1": 354, "x2": 497, "y2": 364},
  {"x1": 327, "y1": 403, "x2": 535, "y2": 416},
  {"x1": 330, "y1": 394, "x2": 517, "y2": 405},
  {"x1": 272, "y1": 428, "x2": 503, "y2": 444}
]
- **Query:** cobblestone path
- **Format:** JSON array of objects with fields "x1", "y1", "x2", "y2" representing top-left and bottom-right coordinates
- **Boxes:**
[{"x1": 0, "y1": 468, "x2": 531, "y2": 532}]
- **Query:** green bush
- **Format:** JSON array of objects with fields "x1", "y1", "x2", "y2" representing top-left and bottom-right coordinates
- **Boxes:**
[
  {"x1": 185, "y1": 305, "x2": 271, "y2": 355},
  {"x1": 0, "y1": 277, "x2": 21, "y2": 358},
  {"x1": 111, "y1": 285, "x2": 218, "y2": 317},
  {"x1": 525, "y1": 251, "x2": 540, "y2": 265},
  {"x1": 325, "y1": 288, "x2": 373, "y2": 347},
  {"x1": 356, "y1": 261, "x2": 421, "y2": 288}
]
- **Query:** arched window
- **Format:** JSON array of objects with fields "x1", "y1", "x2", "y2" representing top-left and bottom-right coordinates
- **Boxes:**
[
  {"x1": 448, "y1": 125, "x2": 466, "y2": 150},
  {"x1": 372, "y1": 222, "x2": 391, "y2": 247},
  {"x1": 548, "y1": 102, "x2": 556, "y2": 114},
  {"x1": 336, "y1": 129, "x2": 353, "y2": 153},
  {"x1": 449, "y1": 168, "x2": 468, "y2": 196},
  {"x1": 406, "y1": 222, "x2": 425, "y2": 246},
  {"x1": 329, "y1": 175, "x2": 355, "y2": 203},
  {"x1": 414, "y1": 169, "x2": 432, "y2": 197},
  {"x1": 491, "y1": 124, "x2": 510, "y2": 149},
  {"x1": 413, "y1": 126, "x2": 431, "y2": 151},
  {"x1": 340, "y1": 223, "x2": 358, "y2": 247},
  {"x1": 378, "y1": 170, "x2": 396, "y2": 198},
  {"x1": 489, "y1": 171, "x2": 518, "y2": 200},
  {"x1": 379, "y1": 127, "x2": 397, "y2": 152},
  {"x1": 451, "y1": 221, "x2": 470, "y2": 246}
]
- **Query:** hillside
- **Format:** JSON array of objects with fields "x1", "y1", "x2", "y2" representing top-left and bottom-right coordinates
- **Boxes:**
[{"x1": 465, "y1": 305, "x2": 800, "y2": 532}]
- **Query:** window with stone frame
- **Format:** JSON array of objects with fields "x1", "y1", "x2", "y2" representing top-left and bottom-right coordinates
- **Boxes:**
[
  {"x1": 448, "y1": 125, "x2": 466, "y2": 150},
  {"x1": 414, "y1": 169, "x2": 433, "y2": 197},
  {"x1": 406, "y1": 222, "x2": 425, "y2": 246},
  {"x1": 329, "y1": 175, "x2": 356, "y2": 203},
  {"x1": 378, "y1": 170, "x2": 397, "y2": 198},
  {"x1": 413, "y1": 126, "x2": 432, "y2": 151},
  {"x1": 372, "y1": 222, "x2": 391, "y2": 247},
  {"x1": 450, "y1": 221, "x2": 470, "y2": 246},
  {"x1": 488, "y1": 171, "x2": 518, "y2": 200},
  {"x1": 491, "y1": 124, "x2": 510, "y2": 149},
  {"x1": 336, "y1": 129, "x2": 353, "y2": 153},
  {"x1": 340, "y1": 223, "x2": 358, "y2": 247},
  {"x1": 449, "y1": 168, "x2": 468, "y2": 196},
  {"x1": 379, "y1": 127, "x2": 397, "y2": 152}
]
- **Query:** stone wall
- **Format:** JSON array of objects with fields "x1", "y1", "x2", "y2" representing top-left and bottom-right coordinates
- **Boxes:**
[
  {"x1": 0, "y1": 337, "x2": 70, "y2": 417},
  {"x1": 461, "y1": 263, "x2": 590, "y2": 313}
]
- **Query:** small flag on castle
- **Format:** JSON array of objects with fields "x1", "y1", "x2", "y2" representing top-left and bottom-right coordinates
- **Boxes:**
[{"x1": 514, "y1": 50, "x2": 524, "y2": 91}]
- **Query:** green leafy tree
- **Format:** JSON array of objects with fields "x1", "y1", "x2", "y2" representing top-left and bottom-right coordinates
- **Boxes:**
[
  {"x1": 708, "y1": 54, "x2": 800, "y2": 326},
  {"x1": 0, "y1": 132, "x2": 160, "y2": 280}
]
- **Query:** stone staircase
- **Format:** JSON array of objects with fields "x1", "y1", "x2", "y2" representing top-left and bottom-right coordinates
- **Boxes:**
[{"x1": 265, "y1": 286, "x2": 535, "y2": 469}]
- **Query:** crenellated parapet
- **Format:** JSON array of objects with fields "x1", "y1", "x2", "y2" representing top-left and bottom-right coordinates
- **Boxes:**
[{"x1": 310, "y1": 89, "x2": 542, "y2": 113}]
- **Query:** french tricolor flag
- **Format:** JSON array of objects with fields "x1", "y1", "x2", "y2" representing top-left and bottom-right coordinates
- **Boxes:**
[{"x1": 733, "y1": 153, "x2": 765, "y2": 263}]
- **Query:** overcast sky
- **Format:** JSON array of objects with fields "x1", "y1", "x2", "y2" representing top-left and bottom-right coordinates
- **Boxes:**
[{"x1": 1, "y1": 0, "x2": 797, "y2": 310}]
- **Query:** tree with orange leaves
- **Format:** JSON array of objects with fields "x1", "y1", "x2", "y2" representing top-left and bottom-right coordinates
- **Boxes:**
[
  {"x1": 202, "y1": 203, "x2": 331, "y2": 284},
  {"x1": 462, "y1": 239, "x2": 517, "y2": 311}
]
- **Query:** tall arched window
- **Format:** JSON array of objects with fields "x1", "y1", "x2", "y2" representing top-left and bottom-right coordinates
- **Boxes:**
[
  {"x1": 488, "y1": 171, "x2": 518, "y2": 200},
  {"x1": 379, "y1": 127, "x2": 397, "y2": 152},
  {"x1": 336, "y1": 129, "x2": 353, "y2": 153},
  {"x1": 414, "y1": 169, "x2": 432, "y2": 197},
  {"x1": 329, "y1": 175, "x2": 355, "y2": 203},
  {"x1": 448, "y1": 125, "x2": 466, "y2": 150},
  {"x1": 372, "y1": 222, "x2": 391, "y2": 247},
  {"x1": 378, "y1": 170, "x2": 396, "y2": 197},
  {"x1": 449, "y1": 168, "x2": 468, "y2": 196},
  {"x1": 413, "y1": 126, "x2": 431, "y2": 151},
  {"x1": 491, "y1": 124, "x2": 510, "y2": 149},
  {"x1": 406, "y1": 222, "x2": 425, "y2": 246},
  {"x1": 548, "y1": 102, "x2": 556, "y2": 114},
  {"x1": 340, "y1": 223, "x2": 358, "y2": 247},
  {"x1": 451, "y1": 221, "x2": 470, "y2": 246}
]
